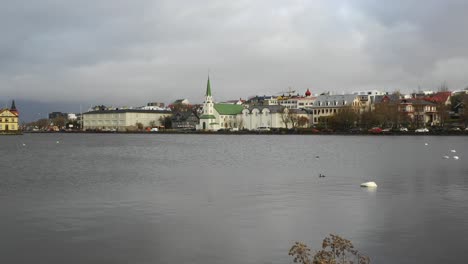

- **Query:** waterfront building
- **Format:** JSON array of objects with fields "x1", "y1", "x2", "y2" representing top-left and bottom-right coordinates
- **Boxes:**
[
  {"x1": 352, "y1": 90, "x2": 386, "y2": 112},
  {"x1": 276, "y1": 89, "x2": 316, "y2": 109},
  {"x1": 0, "y1": 100, "x2": 19, "y2": 133},
  {"x1": 83, "y1": 109, "x2": 171, "y2": 131},
  {"x1": 196, "y1": 77, "x2": 244, "y2": 131},
  {"x1": 240, "y1": 105, "x2": 311, "y2": 130},
  {"x1": 399, "y1": 99, "x2": 439, "y2": 127},
  {"x1": 172, "y1": 111, "x2": 199, "y2": 130},
  {"x1": 309, "y1": 94, "x2": 361, "y2": 125}
]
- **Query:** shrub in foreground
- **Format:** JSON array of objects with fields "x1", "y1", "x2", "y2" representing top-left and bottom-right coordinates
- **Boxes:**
[{"x1": 289, "y1": 234, "x2": 370, "y2": 264}]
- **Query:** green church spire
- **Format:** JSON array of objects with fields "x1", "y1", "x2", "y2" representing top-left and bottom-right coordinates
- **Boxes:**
[{"x1": 206, "y1": 76, "x2": 212, "y2": 97}]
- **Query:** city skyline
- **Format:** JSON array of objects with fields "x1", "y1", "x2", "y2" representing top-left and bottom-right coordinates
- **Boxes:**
[{"x1": 2, "y1": 1, "x2": 468, "y2": 118}]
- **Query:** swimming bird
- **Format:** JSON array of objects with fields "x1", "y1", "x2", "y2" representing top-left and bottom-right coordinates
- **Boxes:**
[
  {"x1": 360, "y1": 181, "x2": 377, "y2": 188},
  {"x1": 453, "y1": 156, "x2": 459, "y2": 160},
  {"x1": 56, "y1": 141, "x2": 60, "y2": 144},
  {"x1": 315, "y1": 155, "x2": 320, "y2": 159},
  {"x1": 22, "y1": 143, "x2": 26, "y2": 146},
  {"x1": 424, "y1": 143, "x2": 429, "y2": 146},
  {"x1": 319, "y1": 173, "x2": 326, "y2": 178},
  {"x1": 443, "y1": 155, "x2": 450, "y2": 159},
  {"x1": 451, "y1": 149, "x2": 456, "y2": 153}
]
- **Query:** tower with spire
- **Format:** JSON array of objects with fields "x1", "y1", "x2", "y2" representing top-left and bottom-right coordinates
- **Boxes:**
[
  {"x1": 0, "y1": 100, "x2": 20, "y2": 133},
  {"x1": 198, "y1": 76, "x2": 216, "y2": 130}
]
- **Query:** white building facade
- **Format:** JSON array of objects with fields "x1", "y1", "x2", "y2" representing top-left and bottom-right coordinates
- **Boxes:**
[{"x1": 83, "y1": 109, "x2": 171, "y2": 131}]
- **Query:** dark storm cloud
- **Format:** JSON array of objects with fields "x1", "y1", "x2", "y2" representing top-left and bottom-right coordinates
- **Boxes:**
[{"x1": 1, "y1": 0, "x2": 468, "y2": 107}]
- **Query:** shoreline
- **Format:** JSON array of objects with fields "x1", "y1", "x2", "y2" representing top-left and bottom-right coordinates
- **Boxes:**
[{"x1": 21, "y1": 130, "x2": 468, "y2": 136}]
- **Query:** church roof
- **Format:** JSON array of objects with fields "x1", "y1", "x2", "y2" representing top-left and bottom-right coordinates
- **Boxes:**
[
  {"x1": 214, "y1": 104, "x2": 244, "y2": 115},
  {"x1": 199, "y1": 114, "x2": 216, "y2": 119}
]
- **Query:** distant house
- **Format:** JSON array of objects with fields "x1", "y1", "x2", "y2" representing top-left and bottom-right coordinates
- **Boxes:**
[
  {"x1": 309, "y1": 94, "x2": 361, "y2": 125},
  {"x1": 399, "y1": 99, "x2": 438, "y2": 127},
  {"x1": 83, "y1": 109, "x2": 171, "y2": 131},
  {"x1": 0, "y1": 100, "x2": 19, "y2": 133},
  {"x1": 424, "y1": 91, "x2": 452, "y2": 106},
  {"x1": 171, "y1": 111, "x2": 199, "y2": 130}
]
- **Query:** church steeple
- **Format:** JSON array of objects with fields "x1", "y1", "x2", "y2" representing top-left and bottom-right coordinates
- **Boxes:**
[
  {"x1": 206, "y1": 76, "x2": 212, "y2": 97},
  {"x1": 10, "y1": 100, "x2": 16, "y2": 111}
]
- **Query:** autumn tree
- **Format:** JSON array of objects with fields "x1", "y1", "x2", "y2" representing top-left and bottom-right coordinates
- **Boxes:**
[
  {"x1": 298, "y1": 116, "x2": 309, "y2": 128},
  {"x1": 328, "y1": 107, "x2": 358, "y2": 131}
]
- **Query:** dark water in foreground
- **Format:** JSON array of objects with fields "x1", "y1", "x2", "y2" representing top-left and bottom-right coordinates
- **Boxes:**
[{"x1": 1, "y1": 134, "x2": 467, "y2": 264}]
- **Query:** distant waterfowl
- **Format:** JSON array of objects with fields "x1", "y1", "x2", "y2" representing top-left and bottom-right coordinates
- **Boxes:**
[
  {"x1": 315, "y1": 155, "x2": 320, "y2": 159},
  {"x1": 360, "y1": 181, "x2": 377, "y2": 188},
  {"x1": 443, "y1": 155, "x2": 450, "y2": 159},
  {"x1": 22, "y1": 143, "x2": 26, "y2": 146},
  {"x1": 424, "y1": 143, "x2": 429, "y2": 146},
  {"x1": 453, "y1": 156, "x2": 459, "y2": 160},
  {"x1": 451, "y1": 149, "x2": 456, "y2": 153},
  {"x1": 56, "y1": 141, "x2": 60, "y2": 144},
  {"x1": 319, "y1": 173, "x2": 326, "y2": 178}
]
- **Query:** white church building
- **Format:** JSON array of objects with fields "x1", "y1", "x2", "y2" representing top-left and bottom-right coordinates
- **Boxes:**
[{"x1": 197, "y1": 77, "x2": 244, "y2": 131}]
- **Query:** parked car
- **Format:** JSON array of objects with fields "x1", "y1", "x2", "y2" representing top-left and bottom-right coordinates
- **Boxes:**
[
  {"x1": 348, "y1": 127, "x2": 363, "y2": 133},
  {"x1": 368, "y1": 127, "x2": 383, "y2": 133},
  {"x1": 450, "y1": 127, "x2": 461, "y2": 131},
  {"x1": 415, "y1": 128, "x2": 429, "y2": 133},
  {"x1": 382, "y1": 128, "x2": 392, "y2": 133},
  {"x1": 255, "y1": 127, "x2": 270, "y2": 131}
]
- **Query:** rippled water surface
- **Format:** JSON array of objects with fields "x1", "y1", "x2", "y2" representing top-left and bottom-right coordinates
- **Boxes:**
[{"x1": 1, "y1": 134, "x2": 467, "y2": 263}]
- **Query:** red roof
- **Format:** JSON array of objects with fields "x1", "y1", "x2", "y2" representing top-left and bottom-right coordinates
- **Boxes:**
[{"x1": 424, "y1": 91, "x2": 451, "y2": 104}]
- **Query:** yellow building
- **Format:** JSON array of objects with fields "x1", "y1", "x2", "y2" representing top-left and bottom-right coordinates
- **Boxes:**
[{"x1": 0, "y1": 100, "x2": 20, "y2": 133}]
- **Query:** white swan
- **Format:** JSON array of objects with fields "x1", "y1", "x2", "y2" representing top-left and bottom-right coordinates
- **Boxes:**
[
  {"x1": 443, "y1": 155, "x2": 450, "y2": 159},
  {"x1": 453, "y1": 156, "x2": 459, "y2": 160},
  {"x1": 424, "y1": 143, "x2": 429, "y2": 146},
  {"x1": 451, "y1": 150, "x2": 456, "y2": 153},
  {"x1": 360, "y1": 181, "x2": 378, "y2": 188}
]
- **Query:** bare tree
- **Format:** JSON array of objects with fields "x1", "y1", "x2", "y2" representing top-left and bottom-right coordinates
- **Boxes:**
[
  {"x1": 135, "y1": 122, "x2": 144, "y2": 130},
  {"x1": 439, "y1": 81, "x2": 449, "y2": 92},
  {"x1": 280, "y1": 108, "x2": 291, "y2": 129},
  {"x1": 236, "y1": 116, "x2": 244, "y2": 129}
]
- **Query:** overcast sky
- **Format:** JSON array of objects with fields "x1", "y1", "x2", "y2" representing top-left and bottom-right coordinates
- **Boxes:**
[{"x1": 2, "y1": 0, "x2": 468, "y2": 108}]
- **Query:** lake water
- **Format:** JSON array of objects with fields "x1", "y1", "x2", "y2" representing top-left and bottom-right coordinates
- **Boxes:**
[{"x1": 1, "y1": 134, "x2": 467, "y2": 264}]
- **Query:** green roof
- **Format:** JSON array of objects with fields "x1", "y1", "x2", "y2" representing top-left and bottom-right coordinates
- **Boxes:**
[
  {"x1": 200, "y1": 115, "x2": 216, "y2": 119},
  {"x1": 214, "y1": 104, "x2": 243, "y2": 115},
  {"x1": 206, "y1": 76, "x2": 212, "y2": 96}
]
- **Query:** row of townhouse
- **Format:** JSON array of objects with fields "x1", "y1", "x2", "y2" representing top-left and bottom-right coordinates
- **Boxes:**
[
  {"x1": 81, "y1": 77, "x2": 460, "y2": 132},
  {"x1": 196, "y1": 77, "x2": 453, "y2": 130}
]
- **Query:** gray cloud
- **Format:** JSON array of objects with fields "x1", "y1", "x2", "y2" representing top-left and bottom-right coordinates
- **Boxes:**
[{"x1": 1, "y1": 0, "x2": 468, "y2": 108}]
